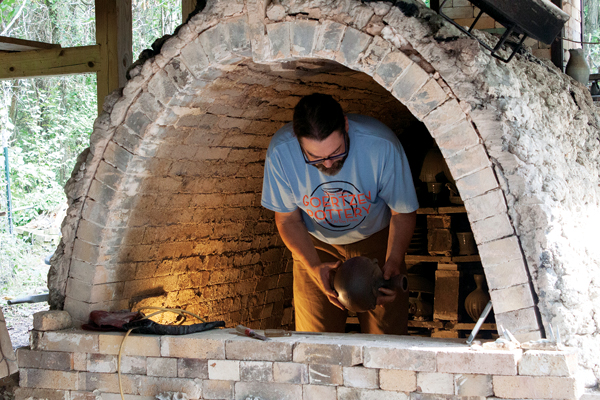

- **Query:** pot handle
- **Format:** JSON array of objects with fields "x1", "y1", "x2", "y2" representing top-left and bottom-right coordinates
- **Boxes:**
[{"x1": 382, "y1": 274, "x2": 409, "y2": 292}]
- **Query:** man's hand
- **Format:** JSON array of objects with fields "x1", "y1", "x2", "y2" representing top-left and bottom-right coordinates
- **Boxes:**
[
  {"x1": 315, "y1": 261, "x2": 345, "y2": 310},
  {"x1": 274, "y1": 210, "x2": 346, "y2": 310},
  {"x1": 376, "y1": 259, "x2": 405, "y2": 306},
  {"x1": 377, "y1": 210, "x2": 416, "y2": 307}
]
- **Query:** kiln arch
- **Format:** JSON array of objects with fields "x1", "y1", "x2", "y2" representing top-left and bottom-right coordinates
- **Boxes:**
[{"x1": 50, "y1": 9, "x2": 542, "y2": 340}]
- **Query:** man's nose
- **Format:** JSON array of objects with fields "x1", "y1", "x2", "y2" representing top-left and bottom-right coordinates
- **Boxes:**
[{"x1": 322, "y1": 159, "x2": 334, "y2": 168}]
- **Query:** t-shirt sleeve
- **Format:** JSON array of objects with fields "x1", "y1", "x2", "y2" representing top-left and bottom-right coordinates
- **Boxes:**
[
  {"x1": 378, "y1": 140, "x2": 420, "y2": 213},
  {"x1": 261, "y1": 149, "x2": 298, "y2": 213}
]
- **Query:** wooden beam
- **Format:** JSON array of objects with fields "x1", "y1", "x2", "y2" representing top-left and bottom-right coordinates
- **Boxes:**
[
  {"x1": 182, "y1": 0, "x2": 197, "y2": 23},
  {"x1": 0, "y1": 45, "x2": 101, "y2": 80},
  {"x1": 0, "y1": 36, "x2": 61, "y2": 52},
  {"x1": 96, "y1": 0, "x2": 132, "y2": 115}
]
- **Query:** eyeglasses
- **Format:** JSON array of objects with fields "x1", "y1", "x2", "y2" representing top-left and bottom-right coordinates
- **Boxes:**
[{"x1": 301, "y1": 134, "x2": 349, "y2": 166}]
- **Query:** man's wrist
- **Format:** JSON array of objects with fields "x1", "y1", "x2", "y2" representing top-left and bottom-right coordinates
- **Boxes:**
[{"x1": 385, "y1": 255, "x2": 405, "y2": 265}]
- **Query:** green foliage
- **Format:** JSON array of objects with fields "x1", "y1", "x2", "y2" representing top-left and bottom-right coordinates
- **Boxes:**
[
  {"x1": 132, "y1": 0, "x2": 182, "y2": 59},
  {"x1": 0, "y1": 0, "x2": 181, "y2": 229},
  {"x1": 2, "y1": 75, "x2": 97, "y2": 225},
  {"x1": 584, "y1": 0, "x2": 600, "y2": 71},
  {"x1": 0, "y1": 232, "x2": 50, "y2": 297},
  {"x1": 0, "y1": 1, "x2": 185, "y2": 294},
  {"x1": 0, "y1": 0, "x2": 22, "y2": 27},
  {"x1": 0, "y1": 231, "x2": 51, "y2": 325}
]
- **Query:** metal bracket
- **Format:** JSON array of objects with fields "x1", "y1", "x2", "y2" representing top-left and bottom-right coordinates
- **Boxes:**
[
  {"x1": 437, "y1": 0, "x2": 527, "y2": 63},
  {"x1": 466, "y1": 300, "x2": 493, "y2": 345}
]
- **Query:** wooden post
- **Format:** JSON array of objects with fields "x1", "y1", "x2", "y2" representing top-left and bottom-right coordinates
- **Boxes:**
[
  {"x1": 95, "y1": 0, "x2": 132, "y2": 115},
  {"x1": 551, "y1": 0, "x2": 564, "y2": 71},
  {"x1": 182, "y1": 0, "x2": 197, "y2": 23}
]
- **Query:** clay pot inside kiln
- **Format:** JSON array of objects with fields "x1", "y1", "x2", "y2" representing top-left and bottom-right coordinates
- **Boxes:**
[
  {"x1": 464, "y1": 274, "x2": 490, "y2": 321},
  {"x1": 332, "y1": 256, "x2": 408, "y2": 313}
]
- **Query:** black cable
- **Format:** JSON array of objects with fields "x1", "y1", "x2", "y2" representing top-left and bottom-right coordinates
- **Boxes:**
[{"x1": 558, "y1": 36, "x2": 600, "y2": 45}]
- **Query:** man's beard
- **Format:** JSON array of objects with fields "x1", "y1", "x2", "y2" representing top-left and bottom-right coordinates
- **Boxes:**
[{"x1": 313, "y1": 157, "x2": 347, "y2": 176}]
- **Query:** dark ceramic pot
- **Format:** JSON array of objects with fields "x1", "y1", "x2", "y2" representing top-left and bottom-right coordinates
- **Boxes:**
[{"x1": 332, "y1": 256, "x2": 408, "y2": 313}]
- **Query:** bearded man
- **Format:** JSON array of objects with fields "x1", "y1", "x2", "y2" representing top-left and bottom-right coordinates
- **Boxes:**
[{"x1": 261, "y1": 93, "x2": 418, "y2": 334}]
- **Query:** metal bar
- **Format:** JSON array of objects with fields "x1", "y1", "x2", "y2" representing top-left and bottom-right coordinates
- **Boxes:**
[
  {"x1": 551, "y1": 0, "x2": 564, "y2": 71},
  {"x1": 430, "y1": 0, "x2": 440, "y2": 12},
  {"x1": 504, "y1": 34, "x2": 527, "y2": 63},
  {"x1": 438, "y1": 9, "x2": 494, "y2": 53},
  {"x1": 3, "y1": 136, "x2": 13, "y2": 234},
  {"x1": 493, "y1": 25, "x2": 514, "y2": 52},
  {"x1": 7, "y1": 293, "x2": 49, "y2": 305},
  {"x1": 468, "y1": 10, "x2": 485, "y2": 33},
  {"x1": 466, "y1": 300, "x2": 493, "y2": 345}
]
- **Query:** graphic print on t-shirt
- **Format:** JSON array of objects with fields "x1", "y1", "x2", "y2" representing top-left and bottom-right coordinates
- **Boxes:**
[{"x1": 303, "y1": 181, "x2": 372, "y2": 231}]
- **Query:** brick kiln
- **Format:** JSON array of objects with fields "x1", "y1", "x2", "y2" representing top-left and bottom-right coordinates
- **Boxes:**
[{"x1": 17, "y1": 0, "x2": 599, "y2": 398}]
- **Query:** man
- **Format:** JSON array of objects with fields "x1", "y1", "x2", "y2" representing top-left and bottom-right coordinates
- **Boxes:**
[{"x1": 261, "y1": 93, "x2": 418, "y2": 334}]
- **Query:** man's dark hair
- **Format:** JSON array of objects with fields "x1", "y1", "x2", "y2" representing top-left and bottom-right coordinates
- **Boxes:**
[{"x1": 293, "y1": 93, "x2": 345, "y2": 141}]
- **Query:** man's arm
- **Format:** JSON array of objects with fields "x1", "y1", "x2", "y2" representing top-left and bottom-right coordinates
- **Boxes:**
[
  {"x1": 377, "y1": 209, "x2": 417, "y2": 305},
  {"x1": 274, "y1": 209, "x2": 344, "y2": 309}
]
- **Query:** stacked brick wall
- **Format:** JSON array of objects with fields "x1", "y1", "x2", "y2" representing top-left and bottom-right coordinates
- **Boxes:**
[
  {"x1": 48, "y1": 0, "x2": 600, "y2": 387},
  {"x1": 15, "y1": 328, "x2": 581, "y2": 400},
  {"x1": 53, "y1": 1, "x2": 545, "y2": 341},
  {"x1": 50, "y1": 0, "x2": 540, "y2": 339},
  {"x1": 58, "y1": 53, "x2": 416, "y2": 329},
  {"x1": 563, "y1": 0, "x2": 582, "y2": 51}
]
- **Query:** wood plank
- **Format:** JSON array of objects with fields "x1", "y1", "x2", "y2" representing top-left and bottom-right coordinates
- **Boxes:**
[
  {"x1": 407, "y1": 320, "x2": 444, "y2": 329},
  {"x1": 450, "y1": 255, "x2": 481, "y2": 262},
  {"x1": 0, "y1": 36, "x2": 61, "y2": 52},
  {"x1": 417, "y1": 206, "x2": 467, "y2": 215},
  {"x1": 0, "y1": 45, "x2": 101, "y2": 80},
  {"x1": 96, "y1": 0, "x2": 132, "y2": 114},
  {"x1": 431, "y1": 330, "x2": 459, "y2": 338},
  {"x1": 433, "y1": 269, "x2": 460, "y2": 320},
  {"x1": 406, "y1": 255, "x2": 443, "y2": 263},
  {"x1": 405, "y1": 254, "x2": 480, "y2": 263},
  {"x1": 445, "y1": 322, "x2": 497, "y2": 331},
  {"x1": 437, "y1": 262, "x2": 458, "y2": 271}
]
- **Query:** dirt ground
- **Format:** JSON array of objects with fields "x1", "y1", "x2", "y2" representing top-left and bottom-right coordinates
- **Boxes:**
[
  {"x1": 4, "y1": 302, "x2": 50, "y2": 350},
  {"x1": 1, "y1": 302, "x2": 48, "y2": 400}
]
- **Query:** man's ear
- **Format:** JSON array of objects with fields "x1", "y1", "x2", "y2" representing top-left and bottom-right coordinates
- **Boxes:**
[{"x1": 345, "y1": 116, "x2": 349, "y2": 132}]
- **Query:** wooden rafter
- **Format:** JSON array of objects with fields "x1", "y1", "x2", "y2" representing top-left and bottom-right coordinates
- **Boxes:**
[
  {"x1": 0, "y1": 45, "x2": 101, "y2": 80},
  {"x1": 0, "y1": 36, "x2": 61, "y2": 52}
]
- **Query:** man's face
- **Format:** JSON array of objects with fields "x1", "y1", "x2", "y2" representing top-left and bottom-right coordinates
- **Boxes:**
[{"x1": 300, "y1": 130, "x2": 348, "y2": 176}]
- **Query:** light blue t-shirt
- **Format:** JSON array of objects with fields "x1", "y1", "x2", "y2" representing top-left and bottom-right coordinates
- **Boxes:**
[{"x1": 261, "y1": 114, "x2": 419, "y2": 245}]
